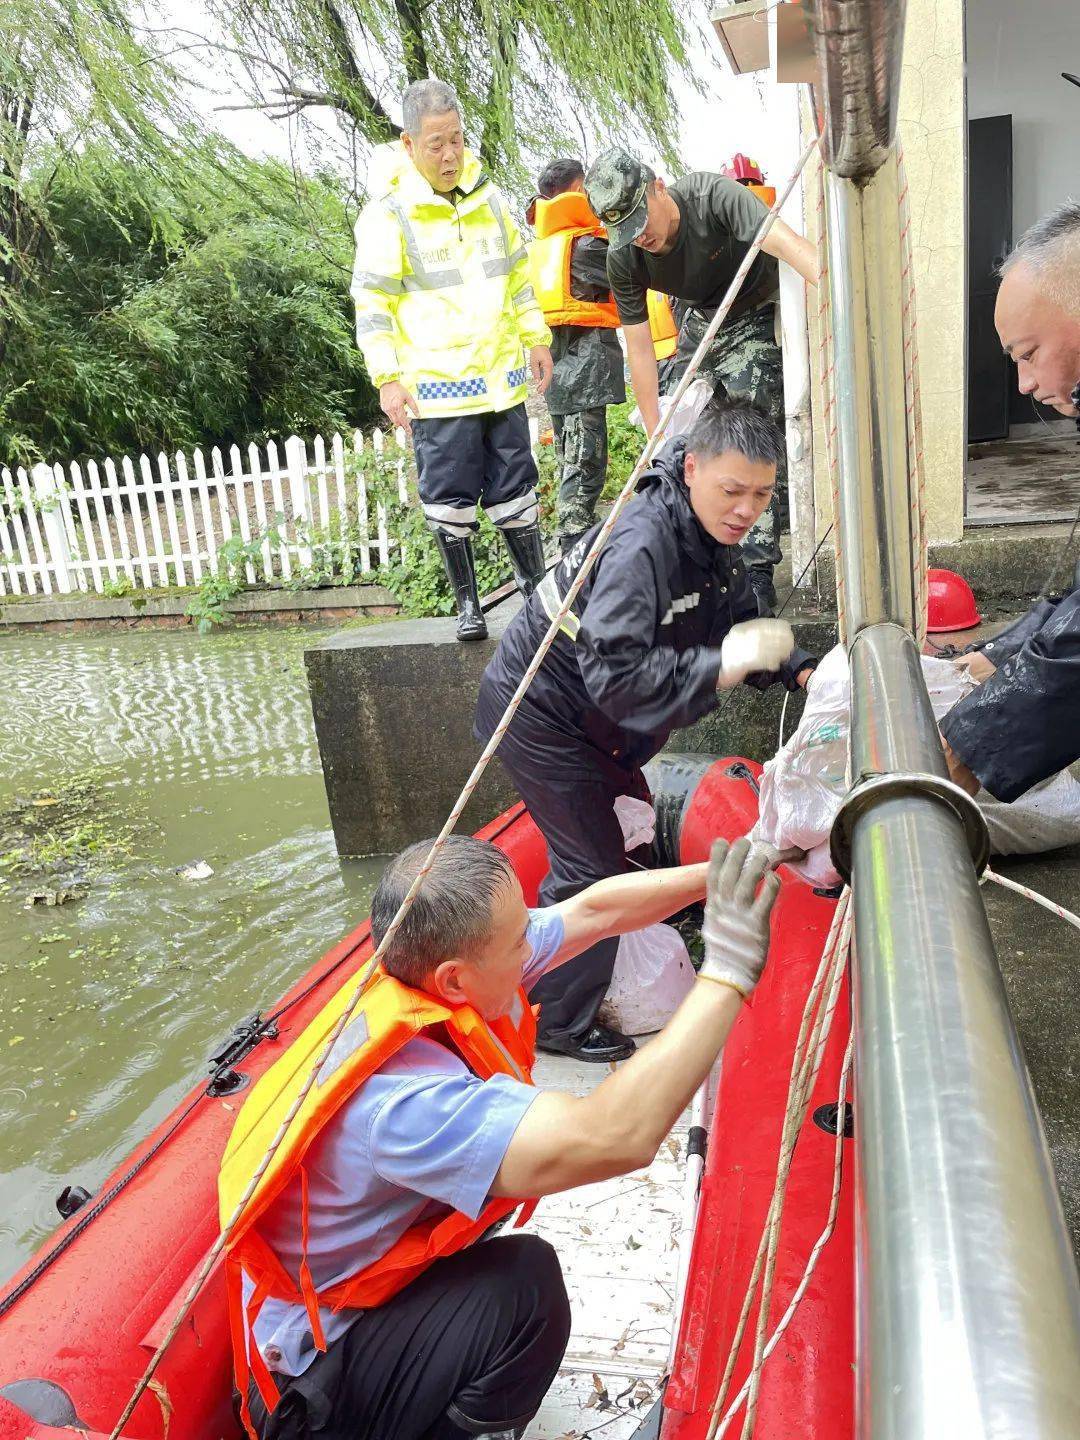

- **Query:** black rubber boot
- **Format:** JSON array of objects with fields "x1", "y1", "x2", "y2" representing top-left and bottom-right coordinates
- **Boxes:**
[
  {"x1": 433, "y1": 531, "x2": 488, "y2": 642},
  {"x1": 500, "y1": 523, "x2": 547, "y2": 597}
]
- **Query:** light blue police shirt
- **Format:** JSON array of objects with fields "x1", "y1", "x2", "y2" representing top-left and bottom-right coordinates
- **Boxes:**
[{"x1": 248, "y1": 906, "x2": 565, "y2": 1376}]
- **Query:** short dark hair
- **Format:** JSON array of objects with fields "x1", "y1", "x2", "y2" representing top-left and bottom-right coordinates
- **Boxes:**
[
  {"x1": 371, "y1": 836, "x2": 516, "y2": 988},
  {"x1": 685, "y1": 402, "x2": 784, "y2": 469},
  {"x1": 537, "y1": 158, "x2": 584, "y2": 199}
]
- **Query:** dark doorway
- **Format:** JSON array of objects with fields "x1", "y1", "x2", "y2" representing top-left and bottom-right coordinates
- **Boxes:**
[{"x1": 967, "y1": 114, "x2": 1012, "y2": 443}]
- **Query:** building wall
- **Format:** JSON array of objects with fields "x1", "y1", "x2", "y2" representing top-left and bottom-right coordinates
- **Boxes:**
[
  {"x1": 967, "y1": 0, "x2": 1080, "y2": 240},
  {"x1": 806, "y1": 0, "x2": 967, "y2": 548}
]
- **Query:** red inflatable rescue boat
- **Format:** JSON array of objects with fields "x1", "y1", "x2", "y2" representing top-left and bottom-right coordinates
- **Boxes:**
[{"x1": 0, "y1": 759, "x2": 851, "y2": 1440}]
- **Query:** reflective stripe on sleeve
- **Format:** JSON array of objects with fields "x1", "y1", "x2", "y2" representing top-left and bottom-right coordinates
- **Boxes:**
[
  {"x1": 536, "y1": 571, "x2": 580, "y2": 641},
  {"x1": 354, "y1": 271, "x2": 404, "y2": 295},
  {"x1": 355, "y1": 314, "x2": 394, "y2": 336}
]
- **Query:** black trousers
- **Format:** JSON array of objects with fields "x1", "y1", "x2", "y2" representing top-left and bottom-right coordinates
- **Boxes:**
[
  {"x1": 248, "y1": 1235, "x2": 570, "y2": 1440},
  {"x1": 476, "y1": 686, "x2": 649, "y2": 1047},
  {"x1": 412, "y1": 404, "x2": 540, "y2": 538}
]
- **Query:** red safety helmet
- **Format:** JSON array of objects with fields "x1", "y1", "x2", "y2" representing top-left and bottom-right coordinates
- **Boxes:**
[{"x1": 926, "y1": 568, "x2": 981, "y2": 632}]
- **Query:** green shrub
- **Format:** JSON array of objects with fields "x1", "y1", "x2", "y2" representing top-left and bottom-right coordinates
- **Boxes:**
[{"x1": 603, "y1": 401, "x2": 647, "y2": 499}]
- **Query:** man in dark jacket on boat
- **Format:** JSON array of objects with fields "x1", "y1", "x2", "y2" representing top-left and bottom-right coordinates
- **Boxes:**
[
  {"x1": 941, "y1": 201, "x2": 1080, "y2": 802},
  {"x1": 235, "y1": 833, "x2": 779, "y2": 1440},
  {"x1": 474, "y1": 402, "x2": 816, "y2": 1063}
]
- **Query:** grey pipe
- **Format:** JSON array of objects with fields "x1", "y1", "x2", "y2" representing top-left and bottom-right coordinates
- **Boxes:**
[{"x1": 808, "y1": 0, "x2": 906, "y2": 178}]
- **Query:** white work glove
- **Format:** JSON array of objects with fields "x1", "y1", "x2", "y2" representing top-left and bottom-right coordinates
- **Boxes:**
[
  {"x1": 718, "y1": 619, "x2": 796, "y2": 688},
  {"x1": 698, "y1": 837, "x2": 780, "y2": 999}
]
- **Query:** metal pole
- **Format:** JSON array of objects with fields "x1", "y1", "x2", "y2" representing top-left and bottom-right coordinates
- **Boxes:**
[
  {"x1": 841, "y1": 629, "x2": 1080, "y2": 1440},
  {"x1": 805, "y1": 0, "x2": 1080, "y2": 1434},
  {"x1": 823, "y1": 165, "x2": 917, "y2": 634}
]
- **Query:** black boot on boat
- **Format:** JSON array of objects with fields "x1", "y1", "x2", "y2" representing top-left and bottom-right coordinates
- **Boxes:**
[
  {"x1": 537, "y1": 1022, "x2": 636, "y2": 1064},
  {"x1": 433, "y1": 531, "x2": 488, "y2": 642},
  {"x1": 500, "y1": 523, "x2": 547, "y2": 597}
]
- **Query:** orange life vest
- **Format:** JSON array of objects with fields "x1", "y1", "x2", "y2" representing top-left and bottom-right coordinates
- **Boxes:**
[
  {"x1": 528, "y1": 191, "x2": 620, "y2": 329},
  {"x1": 648, "y1": 291, "x2": 678, "y2": 361},
  {"x1": 218, "y1": 965, "x2": 538, "y2": 1435}
]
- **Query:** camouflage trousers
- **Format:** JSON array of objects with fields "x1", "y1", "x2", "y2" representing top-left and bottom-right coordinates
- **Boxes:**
[
  {"x1": 679, "y1": 303, "x2": 786, "y2": 600},
  {"x1": 552, "y1": 407, "x2": 609, "y2": 541}
]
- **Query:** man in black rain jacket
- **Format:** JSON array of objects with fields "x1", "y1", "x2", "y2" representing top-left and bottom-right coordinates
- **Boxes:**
[
  {"x1": 475, "y1": 403, "x2": 816, "y2": 1062},
  {"x1": 942, "y1": 202, "x2": 1080, "y2": 802}
]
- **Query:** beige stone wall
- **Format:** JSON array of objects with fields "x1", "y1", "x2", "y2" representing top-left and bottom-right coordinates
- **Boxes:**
[{"x1": 805, "y1": 0, "x2": 967, "y2": 547}]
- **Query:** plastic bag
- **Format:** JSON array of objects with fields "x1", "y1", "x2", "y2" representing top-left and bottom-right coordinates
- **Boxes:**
[
  {"x1": 630, "y1": 378, "x2": 712, "y2": 440},
  {"x1": 752, "y1": 645, "x2": 851, "y2": 885},
  {"x1": 613, "y1": 794, "x2": 657, "y2": 852},
  {"x1": 752, "y1": 644, "x2": 1080, "y2": 881},
  {"x1": 599, "y1": 923, "x2": 695, "y2": 1036}
]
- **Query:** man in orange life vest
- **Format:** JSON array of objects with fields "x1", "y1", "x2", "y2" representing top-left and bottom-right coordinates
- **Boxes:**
[
  {"x1": 527, "y1": 158, "x2": 626, "y2": 553},
  {"x1": 220, "y1": 833, "x2": 779, "y2": 1440}
]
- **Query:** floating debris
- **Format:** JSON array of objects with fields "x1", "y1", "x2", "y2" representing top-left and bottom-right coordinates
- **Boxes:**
[
  {"x1": 24, "y1": 887, "x2": 87, "y2": 909},
  {"x1": 175, "y1": 860, "x2": 214, "y2": 882},
  {"x1": 0, "y1": 769, "x2": 155, "y2": 902}
]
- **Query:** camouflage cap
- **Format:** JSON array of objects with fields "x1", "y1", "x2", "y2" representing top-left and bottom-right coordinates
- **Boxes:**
[{"x1": 584, "y1": 150, "x2": 655, "y2": 248}]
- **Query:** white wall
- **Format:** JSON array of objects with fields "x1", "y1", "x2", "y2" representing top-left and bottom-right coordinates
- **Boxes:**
[{"x1": 966, "y1": 0, "x2": 1080, "y2": 239}]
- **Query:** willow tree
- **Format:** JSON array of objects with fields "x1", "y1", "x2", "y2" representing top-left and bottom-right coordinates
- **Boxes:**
[
  {"x1": 207, "y1": 0, "x2": 695, "y2": 185},
  {"x1": 0, "y1": 1, "x2": 203, "y2": 374}
]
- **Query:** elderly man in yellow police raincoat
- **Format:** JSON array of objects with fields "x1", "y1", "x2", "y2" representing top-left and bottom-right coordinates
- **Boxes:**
[{"x1": 352, "y1": 79, "x2": 554, "y2": 642}]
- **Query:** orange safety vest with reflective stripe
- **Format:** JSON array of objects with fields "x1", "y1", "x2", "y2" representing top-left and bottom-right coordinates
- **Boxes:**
[
  {"x1": 648, "y1": 291, "x2": 678, "y2": 361},
  {"x1": 218, "y1": 965, "x2": 538, "y2": 1435},
  {"x1": 528, "y1": 191, "x2": 621, "y2": 330}
]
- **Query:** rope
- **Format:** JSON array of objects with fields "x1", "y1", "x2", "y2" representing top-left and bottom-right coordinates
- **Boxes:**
[
  {"x1": 702, "y1": 887, "x2": 852, "y2": 1440},
  {"x1": 711, "y1": 1029, "x2": 854, "y2": 1438},
  {"x1": 897, "y1": 142, "x2": 929, "y2": 646},
  {"x1": 811, "y1": 150, "x2": 846, "y2": 648},
  {"x1": 104, "y1": 139, "x2": 822, "y2": 1440},
  {"x1": 982, "y1": 866, "x2": 1080, "y2": 933},
  {"x1": 734, "y1": 893, "x2": 851, "y2": 1439}
]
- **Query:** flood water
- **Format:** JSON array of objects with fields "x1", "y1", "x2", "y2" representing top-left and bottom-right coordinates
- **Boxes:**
[{"x1": 0, "y1": 623, "x2": 385, "y2": 1281}]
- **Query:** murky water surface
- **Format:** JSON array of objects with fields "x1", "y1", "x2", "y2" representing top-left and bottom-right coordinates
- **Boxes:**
[{"x1": 0, "y1": 624, "x2": 384, "y2": 1280}]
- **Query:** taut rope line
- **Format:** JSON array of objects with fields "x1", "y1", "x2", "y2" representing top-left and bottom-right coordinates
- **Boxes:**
[{"x1": 105, "y1": 139, "x2": 821, "y2": 1440}]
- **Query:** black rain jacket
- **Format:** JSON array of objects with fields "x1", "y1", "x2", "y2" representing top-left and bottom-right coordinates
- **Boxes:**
[
  {"x1": 941, "y1": 378, "x2": 1080, "y2": 802},
  {"x1": 476, "y1": 439, "x2": 815, "y2": 773},
  {"x1": 941, "y1": 578, "x2": 1080, "y2": 801}
]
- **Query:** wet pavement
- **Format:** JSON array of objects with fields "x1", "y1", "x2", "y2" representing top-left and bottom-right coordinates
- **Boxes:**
[
  {"x1": 0, "y1": 625, "x2": 385, "y2": 1281},
  {"x1": 983, "y1": 847, "x2": 1080, "y2": 1252}
]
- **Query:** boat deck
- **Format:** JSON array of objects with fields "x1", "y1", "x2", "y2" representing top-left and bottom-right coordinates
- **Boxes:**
[{"x1": 521, "y1": 1047, "x2": 688, "y2": 1439}]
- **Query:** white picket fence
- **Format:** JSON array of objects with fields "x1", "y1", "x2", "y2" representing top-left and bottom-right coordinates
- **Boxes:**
[{"x1": 0, "y1": 420, "x2": 544, "y2": 599}]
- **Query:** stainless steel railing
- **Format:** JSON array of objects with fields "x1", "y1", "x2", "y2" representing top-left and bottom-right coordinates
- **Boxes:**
[{"x1": 806, "y1": 1, "x2": 1080, "y2": 1434}]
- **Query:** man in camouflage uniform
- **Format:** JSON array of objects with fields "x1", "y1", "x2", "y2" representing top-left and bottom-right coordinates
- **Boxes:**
[
  {"x1": 527, "y1": 159, "x2": 626, "y2": 552},
  {"x1": 585, "y1": 149, "x2": 817, "y2": 610}
]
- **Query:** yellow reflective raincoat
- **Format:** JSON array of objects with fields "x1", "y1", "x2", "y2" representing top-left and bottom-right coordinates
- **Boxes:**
[{"x1": 351, "y1": 144, "x2": 551, "y2": 418}]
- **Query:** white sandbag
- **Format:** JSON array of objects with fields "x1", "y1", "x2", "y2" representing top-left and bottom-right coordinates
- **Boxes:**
[
  {"x1": 753, "y1": 643, "x2": 1080, "y2": 879},
  {"x1": 599, "y1": 923, "x2": 695, "y2": 1036},
  {"x1": 978, "y1": 771, "x2": 1080, "y2": 854}
]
